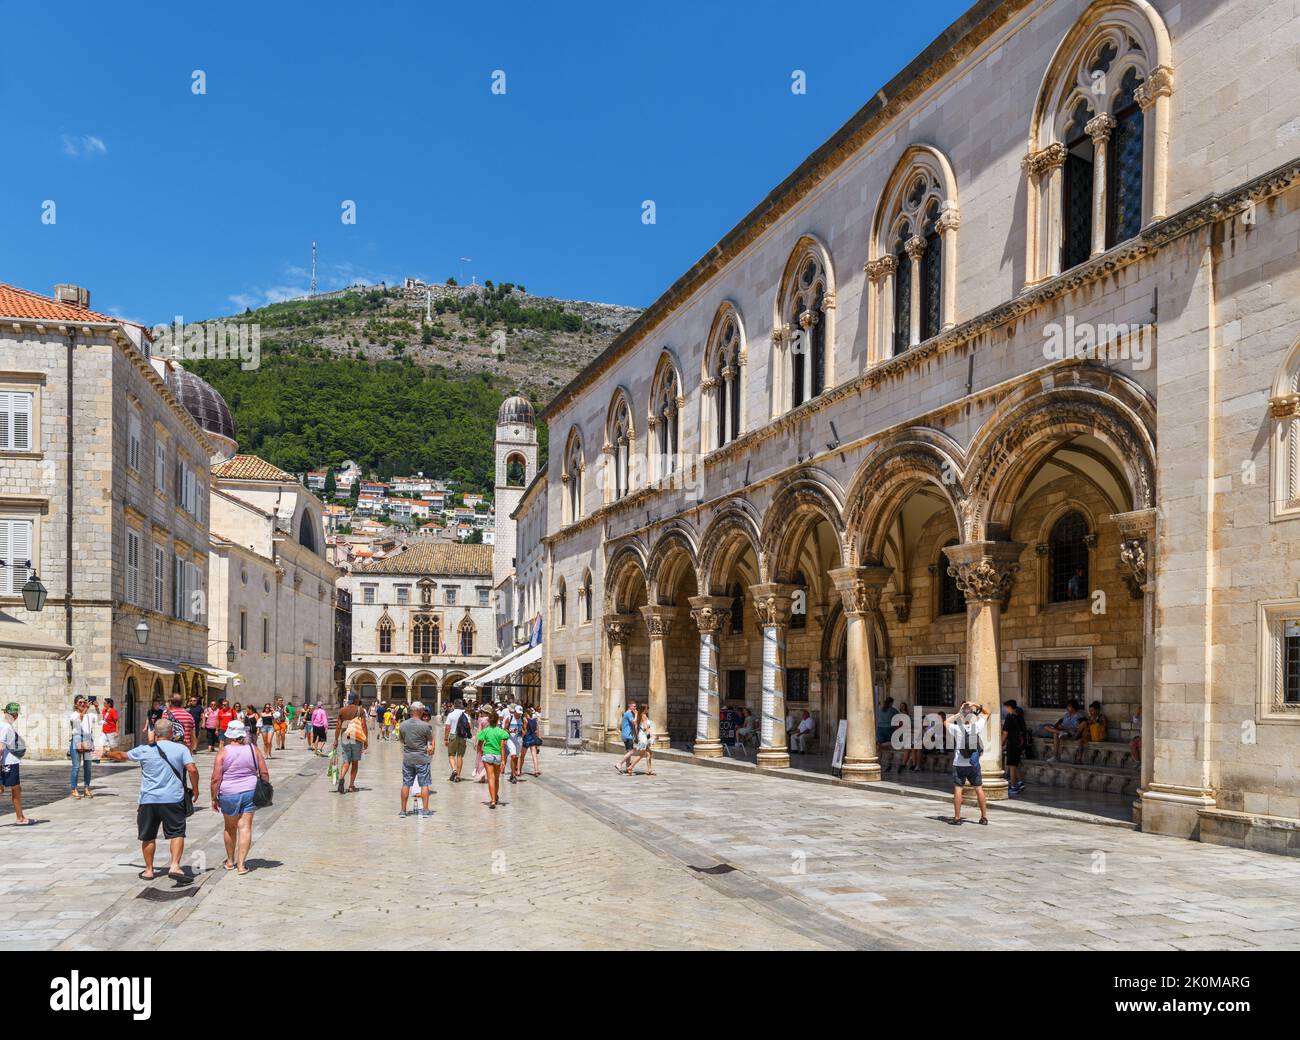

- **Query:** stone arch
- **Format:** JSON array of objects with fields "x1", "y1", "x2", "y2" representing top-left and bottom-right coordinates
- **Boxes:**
[
  {"x1": 442, "y1": 672, "x2": 469, "y2": 698},
  {"x1": 409, "y1": 670, "x2": 440, "y2": 704},
  {"x1": 646, "y1": 521, "x2": 700, "y2": 605},
  {"x1": 964, "y1": 374, "x2": 1156, "y2": 539},
  {"x1": 761, "y1": 468, "x2": 847, "y2": 582},
  {"x1": 845, "y1": 429, "x2": 967, "y2": 564},
  {"x1": 604, "y1": 541, "x2": 649, "y2": 614},
  {"x1": 699, "y1": 499, "x2": 766, "y2": 594}
]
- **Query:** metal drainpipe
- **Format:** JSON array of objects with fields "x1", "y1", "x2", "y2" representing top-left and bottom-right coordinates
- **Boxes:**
[{"x1": 65, "y1": 330, "x2": 75, "y2": 684}]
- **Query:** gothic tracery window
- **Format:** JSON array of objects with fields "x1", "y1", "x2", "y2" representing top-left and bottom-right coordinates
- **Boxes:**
[
  {"x1": 608, "y1": 395, "x2": 633, "y2": 501},
  {"x1": 705, "y1": 308, "x2": 743, "y2": 450},
  {"x1": 412, "y1": 615, "x2": 439, "y2": 655},
  {"x1": 377, "y1": 615, "x2": 394, "y2": 654},
  {"x1": 458, "y1": 617, "x2": 475, "y2": 657},
  {"x1": 649, "y1": 355, "x2": 681, "y2": 480},
  {"x1": 563, "y1": 429, "x2": 584, "y2": 524}
]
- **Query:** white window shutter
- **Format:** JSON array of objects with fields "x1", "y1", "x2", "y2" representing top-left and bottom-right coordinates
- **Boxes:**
[
  {"x1": 153, "y1": 546, "x2": 164, "y2": 612},
  {"x1": 7, "y1": 521, "x2": 31, "y2": 596},
  {"x1": 0, "y1": 393, "x2": 10, "y2": 452},
  {"x1": 0, "y1": 521, "x2": 9, "y2": 594},
  {"x1": 13, "y1": 394, "x2": 31, "y2": 452}
]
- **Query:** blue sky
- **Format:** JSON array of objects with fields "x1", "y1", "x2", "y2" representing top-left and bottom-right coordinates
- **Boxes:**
[{"x1": 2, "y1": 0, "x2": 973, "y2": 324}]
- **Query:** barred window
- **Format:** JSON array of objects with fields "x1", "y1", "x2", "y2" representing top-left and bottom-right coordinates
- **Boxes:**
[
  {"x1": 786, "y1": 667, "x2": 809, "y2": 703},
  {"x1": 914, "y1": 664, "x2": 956, "y2": 707},
  {"x1": 1062, "y1": 100, "x2": 1095, "y2": 272},
  {"x1": 1028, "y1": 658, "x2": 1087, "y2": 709},
  {"x1": 920, "y1": 202, "x2": 943, "y2": 342},
  {"x1": 555, "y1": 663, "x2": 566, "y2": 691},
  {"x1": 1049, "y1": 511, "x2": 1090, "y2": 603},
  {"x1": 1286, "y1": 621, "x2": 1300, "y2": 704},
  {"x1": 893, "y1": 226, "x2": 912, "y2": 355},
  {"x1": 1107, "y1": 67, "x2": 1145, "y2": 247}
]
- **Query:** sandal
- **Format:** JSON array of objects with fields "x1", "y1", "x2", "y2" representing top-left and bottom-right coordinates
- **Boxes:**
[
  {"x1": 83, "y1": 789, "x2": 94, "y2": 799},
  {"x1": 978, "y1": 817, "x2": 989, "y2": 825},
  {"x1": 138, "y1": 870, "x2": 157, "y2": 880},
  {"x1": 223, "y1": 861, "x2": 235, "y2": 871},
  {"x1": 13, "y1": 818, "x2": 33, "y2": 826}
]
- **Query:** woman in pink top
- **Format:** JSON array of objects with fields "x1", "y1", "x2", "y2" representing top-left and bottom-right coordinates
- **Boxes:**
[
  {"x1": 202, "y1": 702, "x2": 220, "y2": 753},
  {"x1": 210, "y1": 721, "x2": 269, "y2": 874}
]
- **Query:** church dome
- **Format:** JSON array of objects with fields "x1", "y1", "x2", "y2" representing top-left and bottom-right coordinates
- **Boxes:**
[
  {"x1": 166, "y1": 363, "x2": 238, "y2": 457},
  {"x1": 498, "y1": 392, "x2": 535, "y2": 426}
]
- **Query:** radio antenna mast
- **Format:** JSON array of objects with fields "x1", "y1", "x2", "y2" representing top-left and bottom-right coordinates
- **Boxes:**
[{"x1": 310, "y1": 241, "x2": 317, "y2": 297}]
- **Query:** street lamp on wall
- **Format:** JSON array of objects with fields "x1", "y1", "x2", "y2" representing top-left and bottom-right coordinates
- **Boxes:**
[
  {"x1": 1, "y1": 561, "x2": 47, "y2": 612},
  {"x1": 134, "y1": 620, "x2": 150, "y2": 645}
]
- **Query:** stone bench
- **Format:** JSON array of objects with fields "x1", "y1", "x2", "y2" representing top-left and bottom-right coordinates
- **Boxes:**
[{"x1": 876, "y1": 738, "x2": 1138, "y2": 796}]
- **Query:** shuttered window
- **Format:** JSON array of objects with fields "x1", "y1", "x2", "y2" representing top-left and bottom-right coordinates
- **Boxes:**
[
  {"x1": 0, "y1": 520, "x2": 33, "y2": 594},
  {"x1": 125, "y1": 529, "x2": 141, "y2": 605},
  {"x1": 0, "y1": 392, "x2": 34, "y2": 452},
  {"x1": 153, "y1": 546, "x2": 165, "y2": 612}
]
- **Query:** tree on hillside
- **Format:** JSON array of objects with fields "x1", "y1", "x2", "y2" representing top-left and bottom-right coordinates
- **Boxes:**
[{"x1": 324, "y1": 468, "x2": 337, "y2": 499}]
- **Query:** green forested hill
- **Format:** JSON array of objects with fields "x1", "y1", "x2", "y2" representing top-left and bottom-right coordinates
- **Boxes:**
[{"x1": 184, "y1": 282, "x2": 638, "y2": 492}]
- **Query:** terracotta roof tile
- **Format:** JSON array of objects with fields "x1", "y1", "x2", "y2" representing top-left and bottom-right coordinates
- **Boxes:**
[
  {"x1": 352, "y1": 541, "x2": 492, "y2": 577},
  {"x1": 0, "y1": 283, "x2": 115, "y2": 323},
  {"x1": 212, "y1": 454, "x2": 295, "y2": 482}
]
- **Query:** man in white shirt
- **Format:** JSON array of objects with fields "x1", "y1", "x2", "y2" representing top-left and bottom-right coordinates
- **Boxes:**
[
  {"x1": 946, "y1": 701, "x2": 989, "y2": 826},
  {"x1": 789, "y1": 711, "x2": 816, "y2": 753},
  {"x1": 0, "y1": 703, "x2": 28, "y2": 825},
  {"x1": 444, "y1": 699, "x2": 469, "y2": 782}
]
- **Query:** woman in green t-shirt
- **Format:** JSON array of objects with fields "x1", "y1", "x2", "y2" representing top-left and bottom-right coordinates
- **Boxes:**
[{"x1": 476, "y1": 710, "x2": 510, "y2": 809}]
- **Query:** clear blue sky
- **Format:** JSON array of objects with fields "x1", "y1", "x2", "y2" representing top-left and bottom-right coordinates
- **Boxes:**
[{"x1": 2, "y1": 0, "x2": 973, "y2": 324}]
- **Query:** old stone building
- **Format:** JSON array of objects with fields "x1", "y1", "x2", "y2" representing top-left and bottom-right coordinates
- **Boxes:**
[
  {"x1": 539, "y1": 0, "x2": 1300, "y2": 854},
  {"x1": 0, "y1": 284, "x2": 215, "y2": 755},
  {"x1": 342, "y1": 542, "x2": 497, "y2": 704}
]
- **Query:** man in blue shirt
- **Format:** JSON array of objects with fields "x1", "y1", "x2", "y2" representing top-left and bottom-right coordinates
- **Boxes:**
[
  {"x1": 104, "y1": 717, "x2": 199, "y2": 883},
  {"x1": 615, "y1": 701, "x2": 639, "y2": 774}
]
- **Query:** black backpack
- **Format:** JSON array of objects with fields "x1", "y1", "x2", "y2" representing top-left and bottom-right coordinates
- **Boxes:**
[{"x1": 455, "y1": 711, "x2": 472, "y2": 739}]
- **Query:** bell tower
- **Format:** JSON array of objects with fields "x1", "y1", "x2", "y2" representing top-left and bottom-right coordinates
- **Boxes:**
[{"x1": 493, "y1": 391, "x2": 538, "y2": 592}]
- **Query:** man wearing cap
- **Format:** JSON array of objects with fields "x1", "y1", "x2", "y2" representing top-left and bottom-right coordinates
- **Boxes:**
[
  {"x1": 0, "y1": 703, "x2": 29, "y2": 825},
  {"x1": 104, "y1": 717, "x2": 201, "y2": 882},
  {"x1": 398, "y1": 702, "x2": 435, "y2": 818}
]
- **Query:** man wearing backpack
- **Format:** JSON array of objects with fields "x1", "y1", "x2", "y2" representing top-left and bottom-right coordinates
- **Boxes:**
[
  {"x1": 947, "y1": 700, "x2": 989, "y2": 826},
  {"x1": 444, "y1": 698, "x2": 470, "y2": 782},
  {"x1": 0, "y1": 702, "x2": 29, "y2": 825},
  {"x1": 333, "y1": 692, "x2": 369, "y2": 794}
]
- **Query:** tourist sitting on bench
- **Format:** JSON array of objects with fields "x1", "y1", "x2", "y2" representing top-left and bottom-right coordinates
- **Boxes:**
[
  {"x1": 1039, "y1": 699, "x2": 1086, "y2": 761},
  {"x1": 789, "y1": 710, "x2": 815, "y2": 753},
  {"x1": 1077, "y1": 700, "x2": 1108, "y2": 762}
]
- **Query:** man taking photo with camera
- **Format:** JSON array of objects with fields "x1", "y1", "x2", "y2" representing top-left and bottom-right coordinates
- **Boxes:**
[{"x1": 948, "y1": 700, "x2": 989, "y2": 826}]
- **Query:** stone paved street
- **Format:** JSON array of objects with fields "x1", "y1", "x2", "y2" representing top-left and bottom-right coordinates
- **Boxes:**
[{"x1": 2, "y1": 736, "x2": 1299, "y2": 950}]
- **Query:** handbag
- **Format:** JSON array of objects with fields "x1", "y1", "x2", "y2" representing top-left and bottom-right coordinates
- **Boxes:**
[
  {"x1": 11, "y1": 732, "x2": 26, "y2": 759},
  {"x1": 249, "y1": 744, "x2": 274, "y2": 808},
  {"x1": 154, "y1": 744, "x2": 195, "y2": 816}
]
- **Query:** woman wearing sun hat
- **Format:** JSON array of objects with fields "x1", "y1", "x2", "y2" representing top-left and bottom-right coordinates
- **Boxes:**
[{"x1": 211, "y1": 720, "x2": 269, "y2": 874}]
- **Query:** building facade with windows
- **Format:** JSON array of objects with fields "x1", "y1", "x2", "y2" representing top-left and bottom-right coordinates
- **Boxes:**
[
  {"x1": 206, "y1": 454, "x2": 343, "y2": 709},
  {"x1": 342, "y1": 542, "x2": 496, "y2": 704},
  {"x1": 539, "y1": 0, "x2": 1300, "y2": 854},
  {"x1": 0, "y1": 284, "x2": 215, "y2": 756}
]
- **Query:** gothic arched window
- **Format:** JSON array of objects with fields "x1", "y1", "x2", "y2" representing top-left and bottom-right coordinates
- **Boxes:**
[
  {"x1": 1107, "y1": 66, "x2": 1145, "y2": 247},
  {"x1": 1061, "y1": 98, "x2": 1096, "y2": 272},
  {"x1": 704, "y1": 307, "x2": 744, "y2": 450},
  {"x1": 581, "y1": 570, "x2": 592, "y2": 623},
  {"x1": 607, "y1": 394, "x2": 633, "y2": 501},
  {"x1": 458, "y1": 618, "x2": 475, "y2": 657},
  {"x1": 563, "y1": 429, "x2": 584, "y2": 524},
  {"x1": 1049, "y1": 512, "x2": 1091, "y2": 603},
  {"x1": 557, "y1": 579, "x2": 567, "y2": 628},
  {"x1": 412, "y1": 615, "x2": 438, "y2": 655},
  {"x1": 649, "y1": 355, "x2": 681, "y2": 481},
  {"x1": 378, "y1": 615, "x2": 394, "y2": 654},
  {"x1": 774, "y1": 238, "x2": 834, "y2": 414}
]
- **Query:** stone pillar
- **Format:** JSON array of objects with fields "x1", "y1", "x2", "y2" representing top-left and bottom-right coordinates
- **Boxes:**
[
  {"x1": 1114, "y1": 508, "x2": 1159, "y2": 817},
  {"x1": 936, "y1": 207, "x2": 960, "y2": 329},
  {"x1": 749, "y1": 582, "x2": 795, "y2": 769},
  {"x1": 904, "y1": 236, "x2": 926, "y2": 348},
  {"x1": 603, "y1": 614, "x2": 634, "y2": 751},
  {"x1": 640, "y1": 604, "x2": 674, "y2": 749},
  {"x1": 689, "y1": 596, "x2": 731, "y2": 758},
  {"x1": 866, "y1": 255, "x2": 897, "y2": 364},
  {"x1": 829, "y1": 565, "x2": 892, "y2": 782},
  {"x1": 1135, "y1": 66, "x2": 1173, "y2": 222},
  {"x1": 943, "y1": 541, "x2": 1024, "y2": 801},
  {"x1": 1085, "y1": 113, "x2": 1116, "y2": 258}
]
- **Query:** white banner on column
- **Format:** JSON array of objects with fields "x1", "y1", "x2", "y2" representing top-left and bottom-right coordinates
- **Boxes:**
[{"x1": 761, "y1": 625, "x2": 777, "y2": 744}]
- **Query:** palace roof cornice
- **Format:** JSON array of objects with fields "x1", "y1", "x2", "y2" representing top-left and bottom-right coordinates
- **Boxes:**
[{"x1": 540, "y1": 0, "x2": 1028, "y2": 422}]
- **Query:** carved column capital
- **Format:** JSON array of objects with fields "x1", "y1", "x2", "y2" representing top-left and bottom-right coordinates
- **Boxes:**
[
  {"x1": 942, "y1": 541, "x2": 1024, "y2": 604},
  {"x1": 827, "y1": 565, "x2": 892, "y2": 617},
  {"x1": 1112, "y1": 508, "x2": 1156, "y2": 598},
  {"x1": 639, "y1": 604, "x2": 674, "y2": 640},
  {"x1": 688, "y1": 595, "x2": 732, "y2": 634},
  {"x1": 748, "y1": 582, "x2": 795, "y2": 629},
  {"x1": 904, "y1": 235, "x2": 927, "y2": 262},
  {"x1": 1085, "y1": 112, "x2": 1116, "y2": 143},
  {"x1": 604, "y1": 614, "x2": 635, "y2": 645},
  {"x1": 1269, "y1": 393, "x2": 1300, "y2": 419},
  {"x1": 935, "y1": 207, "x2": 961, "y2": 233},
  {"x1": 798, "y1": 308, "x2": 820, "y2": 330},
  {"x1": 1134, "y1": 65, "x2": 1173, "y2": 110},
  {"x1": 1022, "y1": 141, "x2": 1067, "y2": 177},
  {"x1": 865, "y1": 254, "x2": 898, "y2": 282}
]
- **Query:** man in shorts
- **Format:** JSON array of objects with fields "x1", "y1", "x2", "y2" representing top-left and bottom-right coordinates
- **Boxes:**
[
  {"x1": 0, "y1": 703, "x2": 29, "y2": 825},
  {"x1": 616, "y1": 701, "x2": 639, "y2": 774},
  {"x1": 444, "y1": 698, "x2": 469, "y2": 782},
  {"x1": 273, "y1": 698, "x2": 289, "y2": 750},
  {"x1": 947, "y1": 700, "x2": 989, "y2": 826},
  {"x1": 398, "y1": 702, "x2": 435, "y2": 818},
  {"x1": 332, "y1": 693, "x2": 368, "y2": 793},
  {"x1": 103, "y1": 717, "x2": 200, "y2": 882}
]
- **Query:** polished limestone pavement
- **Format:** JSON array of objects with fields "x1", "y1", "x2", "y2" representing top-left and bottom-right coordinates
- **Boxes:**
[{"x1": 3, "y1": 732, "x2": 1300, "y2": 950}]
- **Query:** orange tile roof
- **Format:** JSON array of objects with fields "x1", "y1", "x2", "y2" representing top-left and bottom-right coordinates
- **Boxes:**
[
  {"x1": 353, "y1": 541, "x2": 492, "y2": 576},
  {"x1": 0, "y1": 283, "x2": 115, "y2": 323},
  {"x1": 212, "y1": 454, "x2": 295, "y2": 482}
]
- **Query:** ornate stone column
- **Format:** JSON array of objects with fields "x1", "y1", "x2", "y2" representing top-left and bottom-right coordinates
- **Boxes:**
[
  {"x1": 829, "y1": 565, "x2": 892, "y2": 782},
  {"x1": 689, "y1": 595, "x2": 731, "y2": 758},
  {"x1": 904, "y1": 236, "x2": 926, "y2": 348},
  {"x1": 749, "y1": 582, "x2": 795, "y2": 768},
  {"x1": 1022, "y1": 143, "x2": 1066, "y2": 285},
  {"x1": 866, "y1": 255, "x2": 897, "y2": 365},
  {"x1": 603, "y1": 614, "x2": 634, "y2": 751},
  {"x1": 936, "y1": 206, "x2": 960, "y2": 329},
  {"x1": 798, "y1": 307, "x2": 818, "y2": 401},
  {"x1": 943, "y1": 541, "x2": 1024, "y2": 800},
  {"x1": 640, "y1": 604, "x2": 674, "y2": 748},
  {"x1": 1114, "y1": 508, "x2": 1159, "y2": 816},
  {"x1": 1135, "y1": 66, "x2": 1173, "y2": 222},
  {"x1": 721, "y1": 365, "x2": 735, "y2": 444},
  {"x1": 1085, "y1": 113, "x2": 1116, "y2": 258}
]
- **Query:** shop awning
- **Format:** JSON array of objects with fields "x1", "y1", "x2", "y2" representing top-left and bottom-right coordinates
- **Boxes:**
[
  {"x1": 460, "y1": 642, "x2": 543, "y2": 689},
  {"x1": 196, "y1": 665, "x2": 242, "y2": 688},
  {"x1": 121, "y1": 656, "x2": 180, "y2": 677},
  {"x1": 0, "y1": 611, "x2": 73, "y2": 658}
]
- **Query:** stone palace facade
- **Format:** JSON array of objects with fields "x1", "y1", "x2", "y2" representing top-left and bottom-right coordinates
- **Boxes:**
[{"x1": 538, "y1": 0, "x2": 1300, "y2": 854}]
